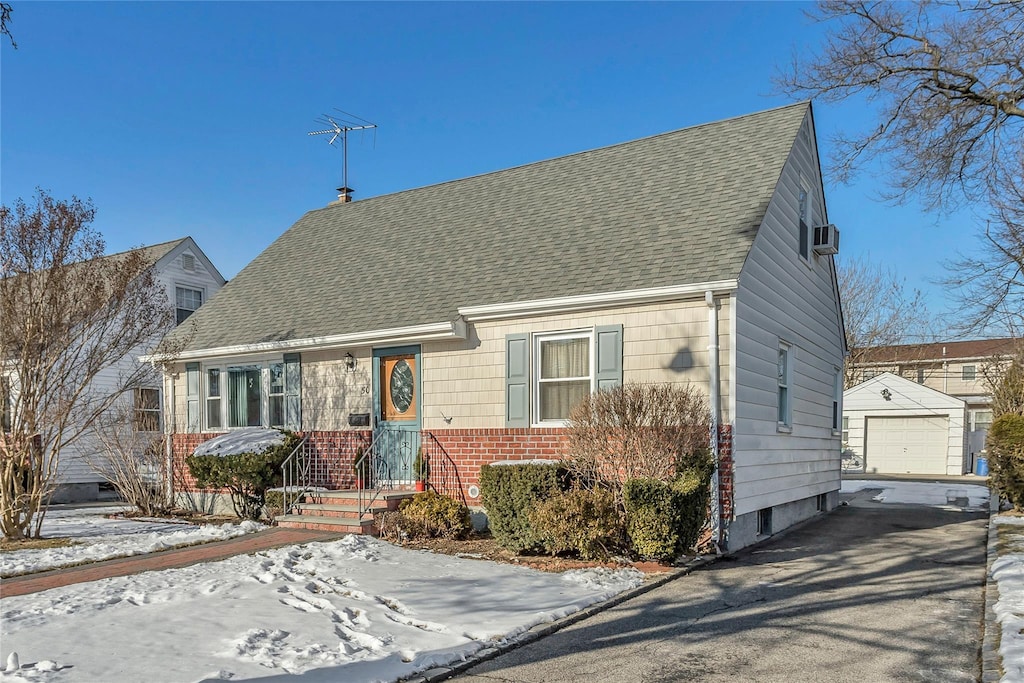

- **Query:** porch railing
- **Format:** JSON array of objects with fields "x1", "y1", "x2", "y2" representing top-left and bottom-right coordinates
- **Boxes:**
[
  {"x1": 280, "y1": 428, "x2": 466, "y2": 521},
  {"x1": 421, "y1": 431, "x2": 467, "y2": 506},
  {"x1": 279, "y1": 436, "x2": 310, "y2": 515}
]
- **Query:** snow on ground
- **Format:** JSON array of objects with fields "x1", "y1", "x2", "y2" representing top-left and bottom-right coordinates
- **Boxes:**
[
  {"x1": 0, "y1": 506, "x2": 263, "y2": 577},
  {"x1": 841, "y1": 479, "x2": 990, "y2": 509},
  {"x1": 192, "y1": 428, "x2": 286, "y2": 456},
  {"x1": 0, "y1": 533, "x2": 643, "y2": 682},
  {"x1": 992, "y1": 515, "x2": 1024, "y2": 683}
]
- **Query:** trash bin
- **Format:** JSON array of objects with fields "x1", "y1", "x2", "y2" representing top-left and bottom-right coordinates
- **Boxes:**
[{"x1": 975, "y1": 456, "x2": 989, "y2": 476}]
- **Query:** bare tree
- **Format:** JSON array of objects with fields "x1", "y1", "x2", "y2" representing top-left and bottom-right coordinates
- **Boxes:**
[
  {"x1": 838, "y1": 255, "x2": 934, "y2": 386},
  {"x1": 0, "y1": 189, "x2": 176, "y2": 540},
  {"x1": 777, "y1": 1, "x2": 1024, "y2": 333},
  {"x1": 1, "y1": 2, "x2": 14, "y2": 49},
  {"x1": 88, "y1": 405, "x2": 172, "y2": 517}
]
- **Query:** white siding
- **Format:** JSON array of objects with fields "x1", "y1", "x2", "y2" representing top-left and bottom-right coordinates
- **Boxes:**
[
  {"x1": 732, "y1": 111, "x2": 845, "y2": 516},
  {"x1": 57, "y1": 240, "x2": 225, "y2": 485}
]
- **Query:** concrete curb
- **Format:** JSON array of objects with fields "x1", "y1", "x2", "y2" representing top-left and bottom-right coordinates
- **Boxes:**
[
  {"x1": 402, "y1": 554, "x2": 719, "y2": 683},
  {"x1": 981, "y1": 491, "x2": 1002, "y2": 682}
]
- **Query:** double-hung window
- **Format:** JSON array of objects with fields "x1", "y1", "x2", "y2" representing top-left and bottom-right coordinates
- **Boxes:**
[
  {"x1": 536, "y1": 332, "x2": 592, "y2": 422},
  {"x1": 134, "y1": 387, "x2": 161, "y2": 432},
  {"x1": 962, "y1": 365, "x2": 976, "y2": 381},
  {"x1": 188, "y1": 356, "x2": 301, "y2": 432},
  {"x1": 175, "y1": 286, "x2": 203, "y2": 325},
  {"x1": 832, "y1": 368, "x2": 842, "y2": 431},
  {"x1": 798, "y1": 182, "x2": 810, "y2": 260},
  {"x1": 505, "y1": 325, "x2": 623, "y2": 427},
  {"x1": 778, "y1": 342, "x2": 792, "y2": 429}
]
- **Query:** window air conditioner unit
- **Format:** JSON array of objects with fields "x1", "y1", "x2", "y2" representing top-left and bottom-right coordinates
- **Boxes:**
[{"x1": 812, "y1": 224, "x2": 839, "y2": 255}]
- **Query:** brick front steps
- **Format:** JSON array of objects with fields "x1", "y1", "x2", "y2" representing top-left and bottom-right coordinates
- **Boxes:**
[{"x1": 275, "y1": 490, "x2": 416, "y2": 535}]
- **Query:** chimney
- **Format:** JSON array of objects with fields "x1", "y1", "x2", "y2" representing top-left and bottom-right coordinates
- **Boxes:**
[{"x1": 334, "y1": 186, "x2": 355, "y2": 204}]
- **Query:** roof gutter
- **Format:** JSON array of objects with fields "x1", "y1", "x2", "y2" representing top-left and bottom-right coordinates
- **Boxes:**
[
  {"x1": 142, "y1": 319, "x2": 468, "y2": 363},
  {"x1": 459, "y1": 280, "x2": 739, "y2": 322}
]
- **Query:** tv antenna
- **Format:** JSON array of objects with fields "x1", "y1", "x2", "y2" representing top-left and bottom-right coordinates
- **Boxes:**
[{"x1": 308, "y1": 109, "x2": 377, "y2": 199}]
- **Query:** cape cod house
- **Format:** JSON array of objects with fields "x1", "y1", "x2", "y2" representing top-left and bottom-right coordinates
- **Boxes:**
[{"x1": 158, "y1": 102, "x2": 845, "y2": 551}]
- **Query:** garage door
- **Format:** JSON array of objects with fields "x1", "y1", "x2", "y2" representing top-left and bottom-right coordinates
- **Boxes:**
[{"x1": 865, "y1": 415, "x2": 949, "y2": 475}]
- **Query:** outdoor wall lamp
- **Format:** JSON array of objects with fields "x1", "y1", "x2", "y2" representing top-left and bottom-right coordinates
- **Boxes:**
[
  {"x1": 345, "y1": 352, "x2": 357, "y2": 372},
  {"x1": 881, "y1": 388, "x2": 892, "y2": 401}
]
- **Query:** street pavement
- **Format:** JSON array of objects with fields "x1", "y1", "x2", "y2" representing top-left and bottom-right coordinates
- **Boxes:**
[{"x1": 450, "y1": 488, "x2": 988, "y2": 683}]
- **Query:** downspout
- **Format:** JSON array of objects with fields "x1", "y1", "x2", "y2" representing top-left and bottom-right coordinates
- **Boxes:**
[
  {"x1": 163, "y1": 368, "x2": 175, "y2": 506},
  {"x1": 706, "y1": 290, "x2": 722, "y2": 551}
]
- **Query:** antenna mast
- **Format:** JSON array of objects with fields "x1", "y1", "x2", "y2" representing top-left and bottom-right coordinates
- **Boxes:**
[{"x1": 308, "y1": 109, "x2": 377, "y2": 199}]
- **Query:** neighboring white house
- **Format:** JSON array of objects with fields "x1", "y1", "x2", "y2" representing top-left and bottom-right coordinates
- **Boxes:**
[
  {"x1": 158, "y1": 102, "x2": 846, "y2": 551},
  {"x1": 842, "y1": 372, "x2": 970, "y2": 476},
  {"x1": 43, "y1": 238, "x2": 226, "y2": 502}
]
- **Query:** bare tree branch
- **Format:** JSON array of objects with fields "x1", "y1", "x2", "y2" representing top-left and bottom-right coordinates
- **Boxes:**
[
  {"x1": 777, "y1": 0, "x2": 1023, "y2": 335},
  {"x1": 0, "y1": 189, "x2": 178, "y2": 540}
]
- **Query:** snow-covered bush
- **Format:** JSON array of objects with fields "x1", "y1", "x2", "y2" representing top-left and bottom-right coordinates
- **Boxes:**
[{"x1": 186, "y1": 429, "x2": 300, "y2": 520}]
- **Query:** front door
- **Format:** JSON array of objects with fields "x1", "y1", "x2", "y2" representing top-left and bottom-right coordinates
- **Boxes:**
[{"x1": 373, "y1": 346, "x2": 421, "y2": 484}]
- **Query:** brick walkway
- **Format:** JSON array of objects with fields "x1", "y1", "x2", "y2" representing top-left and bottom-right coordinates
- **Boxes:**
[{"x1": 0, "y1": 527, "x2": 344, "y2": 598}]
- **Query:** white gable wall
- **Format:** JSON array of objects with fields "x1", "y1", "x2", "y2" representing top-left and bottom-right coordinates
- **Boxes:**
[
  {"x1": 54, "y1": 241, "x2": 226, "y2": 495},
  {"x1": 731, "y1": 110, "x2": 844, "y2": 519},
  {"x1": 843, "y1": 373, "x2": 968, "y2": 476}
]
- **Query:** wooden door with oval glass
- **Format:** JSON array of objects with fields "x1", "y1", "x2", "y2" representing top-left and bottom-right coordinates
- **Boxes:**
[{"x1": 373, "y1": 346, "x2": 421, "y2": 486}]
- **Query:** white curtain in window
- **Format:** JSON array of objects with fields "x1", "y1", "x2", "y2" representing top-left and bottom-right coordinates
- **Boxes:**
[{"x1": 540, "y1": 338, "x2": 589, "y2": 420}]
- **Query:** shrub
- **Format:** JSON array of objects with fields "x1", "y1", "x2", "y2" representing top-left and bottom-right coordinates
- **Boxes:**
[
  {"x1": 623, "y1": 467, "x2": 712, "y2": 561},
  {"x1": 529, "y1": 486, "x2": 624, "y2": 560},
  {"x1": 479, "y1": 462, "x2": 570, "y2": 554},
  {"x1": 988, "y1": 414, "x2": 1024, "y2": 510},
  {"x1": 564, "y1": 382, "x2": 712, "y2": 507},
  {"x1": 186, "y1": 431, "x2": 300, "y2": 520},
  {"x1": 399, "y1": 491, "x2": 472, "y2": 539}
]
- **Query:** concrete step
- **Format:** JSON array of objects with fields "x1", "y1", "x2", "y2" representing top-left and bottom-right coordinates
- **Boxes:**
[
  {"x1": 304, "y1": 490, "x2": 417, "y2": 511},
  {"x1": 292, "y1": 503, "x2": 372, "y2": 518},
  {"x1": 275, "y1": 514, "x2": 375, "y2": 534}
]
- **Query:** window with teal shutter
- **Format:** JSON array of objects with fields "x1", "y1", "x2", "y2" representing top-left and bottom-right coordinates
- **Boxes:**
[
  {"x1": 284, "y1": 353, "x2": 302, "y2": 430},
  {"x1": 185, "y1": 363, "x2": 200, "y2": 433},
  {"x1": 595, "y1": 324, "x2": 623, "y2": 391},
  {"x1": 505, "y1": 334, "x2": 529, "y2": 427}
]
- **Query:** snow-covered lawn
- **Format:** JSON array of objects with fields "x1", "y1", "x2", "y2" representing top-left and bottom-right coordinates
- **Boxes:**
[
  {"x1": 0, "y1": 506, "x2": 263, "y2": 577},
  {"x1": 0, "y1": 507, "x2": 643, "y2": 682}
]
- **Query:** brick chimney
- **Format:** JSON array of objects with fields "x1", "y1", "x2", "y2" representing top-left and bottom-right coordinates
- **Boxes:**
[{"x1": 333, "y1": 186, "x2": 355, "y2": 204}]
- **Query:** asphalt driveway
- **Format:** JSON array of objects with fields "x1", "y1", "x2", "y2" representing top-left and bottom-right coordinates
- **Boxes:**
[{"x1": 450, "y1": 488, "x2": 988, "y2": 683}]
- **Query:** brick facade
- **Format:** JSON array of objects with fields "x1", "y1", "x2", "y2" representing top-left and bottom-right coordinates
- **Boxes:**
[{"x1": 173, "y1": 424, "x2": 735, "y2": 525}]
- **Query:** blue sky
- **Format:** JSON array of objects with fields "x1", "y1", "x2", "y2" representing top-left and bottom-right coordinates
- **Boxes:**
[{"x1": 1, "y1": 1, "x2": 979, "y2": 331}]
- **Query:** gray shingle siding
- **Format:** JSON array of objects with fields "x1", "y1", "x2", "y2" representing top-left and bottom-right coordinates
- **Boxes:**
[{"x1": 174, "y1": 103, "x2": 808, "y2": 353}]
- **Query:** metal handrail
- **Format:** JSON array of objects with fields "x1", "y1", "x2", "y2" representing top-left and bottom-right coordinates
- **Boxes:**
[
  {"x1": 354, "y1": 428, "x2": 396, "y2": 521},
  {"x1": 279, "y1": 436, "x2": 310, "y2": 516},
  {"x1": 421, "y1": 431, "x2": 467, "y2": 506}
]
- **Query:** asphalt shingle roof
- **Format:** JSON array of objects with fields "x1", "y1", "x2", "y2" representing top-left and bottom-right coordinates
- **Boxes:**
[{"x1": 175, "y1": 103, "x2": 809, "y2": 353}]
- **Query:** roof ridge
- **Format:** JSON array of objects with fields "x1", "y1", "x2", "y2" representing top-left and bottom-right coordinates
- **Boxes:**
[{"x1": 307, "y1": 101, "x2": 810, "y2": 214}]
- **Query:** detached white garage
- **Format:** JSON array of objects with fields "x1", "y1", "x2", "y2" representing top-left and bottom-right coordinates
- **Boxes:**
[{"x1": 843, "y1": 373, "x2": 969, "y2": 475}]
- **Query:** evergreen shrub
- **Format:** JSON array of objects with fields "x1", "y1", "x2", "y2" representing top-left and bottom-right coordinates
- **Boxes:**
[{"x1": 479, "y1": 462, "x2": 570, "y2": 553}]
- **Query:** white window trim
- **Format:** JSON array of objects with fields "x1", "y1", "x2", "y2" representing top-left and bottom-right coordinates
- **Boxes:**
[
  {"x1": 201, "y1": 356, "x2": 285, "y2": 431},
  {"x1": 531, "y1": 328, "x2": 595, "y2": 427},
  {"x1": 831, "y1": 367, "x2": 842, "y2": 434},
  {"x1": 134, "y1": 387, "x2": 162, "y2": 433},
  {"x1": 175, "y1": 284, "x2": 207, "y2": 325},
  {"x1": 777, "y1": 341, "x2": 793, "y2": 432},
  {"x1": 798, "y1": 177, "x2": 812, "y2": 265}
]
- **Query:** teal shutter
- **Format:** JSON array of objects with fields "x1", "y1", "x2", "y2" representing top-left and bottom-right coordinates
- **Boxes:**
[
  {"x1": 595, "y1": 325, "x2": 623, "y2": 391},
  {"x1": 505, "y1": 334, "x2": 530, "y2": 427},
  {"x1": 185, "y1": 362, "x2": 200, "y2": 433},
  {"x1": 283, "y1": 353, "x2": 302, "y2": 431}
]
